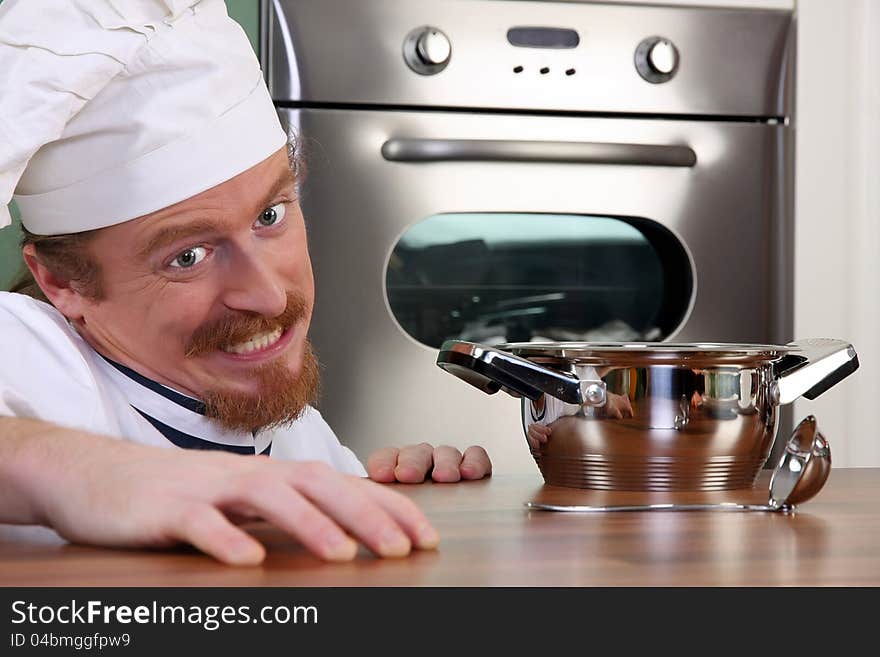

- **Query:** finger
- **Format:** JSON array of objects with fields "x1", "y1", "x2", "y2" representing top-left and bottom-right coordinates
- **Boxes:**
[
  {"x1": 285, "y1": 463, "x2": 413, "y2": 558},
  {"x1": 229, "y1": 479, "x2": 359, "y2": 562},
  {"x1": 535, "y1": 424, "x2": 552, "y2": 441},
  {"x1": 394, "y1": 443, "x2": 435, "y2": 483},
  {"x1": 431, "y1": 445, "x2": 463, "y2": 483},
  {"x1": 460, "y1": 446, "x2": 492, "y2": 480},
  {"x1": 353, "y1": 477, "x2": 440, "y2": 550},
  {"x1": 526, "y1": 429, "x2": 540, "y2": 450},
  {"x1": 366, "y1": 447, "x2": 401, "y2": 483},
  {"x1": 527, "y1": 424, "x2": 550, "y2": 448},
  {"x1": 173, "y1": 504, "x2": 266, "y2": 566}
]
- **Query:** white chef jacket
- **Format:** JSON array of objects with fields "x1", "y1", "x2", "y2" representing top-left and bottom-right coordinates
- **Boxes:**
[{"x1": 0, "y1": 291, "x2": 366, "y2": 476}]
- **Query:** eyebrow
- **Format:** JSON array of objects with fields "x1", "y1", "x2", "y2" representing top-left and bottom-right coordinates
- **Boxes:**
[{"x1": 138, "y1": 166, "x2": 298, "y2": 259}]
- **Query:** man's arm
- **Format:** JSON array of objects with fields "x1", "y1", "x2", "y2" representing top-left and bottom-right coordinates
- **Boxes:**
[{"x1": 0, "y1": 416, "x2": 439, "y2": 565}]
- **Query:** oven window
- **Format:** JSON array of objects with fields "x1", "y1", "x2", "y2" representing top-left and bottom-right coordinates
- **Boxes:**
[{"x1": 386, "y1": 213, "x2": 693, "y2": 348}]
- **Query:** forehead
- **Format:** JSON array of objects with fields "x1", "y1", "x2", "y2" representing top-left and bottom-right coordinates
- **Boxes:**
[{"x1": 93, "y1": 148, "x2": 295, "y2": 251}]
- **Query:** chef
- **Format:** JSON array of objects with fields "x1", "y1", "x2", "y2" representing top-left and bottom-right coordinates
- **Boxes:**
[{"x1": 0, "y1": 0, "x2": 491, "y2": 565}]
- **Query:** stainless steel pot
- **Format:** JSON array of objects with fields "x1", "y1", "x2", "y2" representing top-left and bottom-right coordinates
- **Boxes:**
[{"x1": 437, "y1": 339, "x2": 858, "y2": 491}]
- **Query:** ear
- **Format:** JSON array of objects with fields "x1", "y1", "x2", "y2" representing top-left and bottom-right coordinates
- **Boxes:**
[{"x1": 22, "y1": 244, "x2": 90, "y2": 321}]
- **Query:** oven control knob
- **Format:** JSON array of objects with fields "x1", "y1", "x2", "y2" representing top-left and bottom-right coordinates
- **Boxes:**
[
  {"x1": 404, "y1": 26, "x2": 451, "y2": 75},
  {"x1": 649, "y1": 40, "x2": 676, "y2": 74},
  {"x1": 417, "y1": 29, "x2": 451, "y2": 66},
  {"x1": 635, "y1": 36, "x2": 679, "y2": 83}
]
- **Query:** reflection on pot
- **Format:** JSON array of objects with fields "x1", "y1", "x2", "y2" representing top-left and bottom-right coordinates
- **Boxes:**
[
  {"x1": 525, "y1": 365, "x2": 776, "y2": 491},
  {"x1": 700, "y1": 369, "x2": 758, "y2": 419}
]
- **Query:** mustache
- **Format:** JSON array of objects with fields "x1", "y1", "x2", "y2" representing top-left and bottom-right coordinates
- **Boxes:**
[{"x1": 184, "y1": 292, "x2": 309, "y2": 358}]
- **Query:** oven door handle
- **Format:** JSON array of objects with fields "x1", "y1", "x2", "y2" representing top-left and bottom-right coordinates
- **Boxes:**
[{"x1": 381, "y1": 138, "x2": 697, "y2": 167}]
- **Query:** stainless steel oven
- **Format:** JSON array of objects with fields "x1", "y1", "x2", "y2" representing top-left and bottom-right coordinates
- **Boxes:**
[{"x1": 262, "y1": 0, "x2": 795, "y2": 473}]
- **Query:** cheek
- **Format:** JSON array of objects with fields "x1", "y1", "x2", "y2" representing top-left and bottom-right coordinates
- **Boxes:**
[
  {"x1": 151, "y1": 287, "x2": 219, "y2": 329},
  {"x1": 104, "y1": 286, "x2": 214, "y2": 348}
]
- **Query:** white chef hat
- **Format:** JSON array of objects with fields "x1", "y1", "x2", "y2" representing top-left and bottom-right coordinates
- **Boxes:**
[{"x1": 0, "y1": 0, "x2": 287, "y2": 236}]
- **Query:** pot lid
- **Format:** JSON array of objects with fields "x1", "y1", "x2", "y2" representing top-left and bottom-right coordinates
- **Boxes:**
[{"x1": 498, "y1": 341, "x2": 792, "y2": 365}]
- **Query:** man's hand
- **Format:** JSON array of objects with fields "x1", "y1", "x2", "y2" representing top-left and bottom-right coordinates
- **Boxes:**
[
  {"x1": 366, "y1": 443, "x2": 492, "y2": 484},
  {"x1": 601, "y1": 392, "x2": 634, "y2": 419},
  {"x1": 526, "y1": 423, "x2": 552, "y2": 450},
  {"x1": 526, "y1": 392, "x2": 634, "y2": 449},
  {"x1": 1, "y1": 417, "x2": 440, "y2": 567}
]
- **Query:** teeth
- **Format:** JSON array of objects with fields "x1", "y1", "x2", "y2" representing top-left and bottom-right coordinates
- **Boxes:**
[{"x1": 222, "y1": 327, "x2": 284, "y2": 354}]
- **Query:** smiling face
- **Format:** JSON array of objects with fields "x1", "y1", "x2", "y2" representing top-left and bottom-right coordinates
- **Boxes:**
[{"x1": 51, "y1": 147, "x2": 319, "y2": 430}]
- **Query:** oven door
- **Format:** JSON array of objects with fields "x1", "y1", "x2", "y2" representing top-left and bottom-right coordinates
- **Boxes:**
[{"x1": 283, "y1": 108, "x2": 791, "y2": 472}]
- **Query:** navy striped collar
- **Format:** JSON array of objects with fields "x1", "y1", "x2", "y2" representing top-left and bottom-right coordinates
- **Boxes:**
[
  {"x1": 101, "y1": 356, "x2": 206, "y2": 414},
  {"x1": 99, "y1": 355, "x2": 270, "y2": 456},
  {"x1": 134, "y1": 409, "x2": 271, "y2": 455}
]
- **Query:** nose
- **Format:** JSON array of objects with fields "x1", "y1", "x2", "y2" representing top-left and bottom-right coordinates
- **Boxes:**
[{"x1": 220, "y1": 248, "x2": 289, "y2": 318}]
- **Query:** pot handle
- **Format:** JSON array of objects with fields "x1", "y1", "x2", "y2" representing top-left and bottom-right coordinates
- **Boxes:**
[
  {"x1": 771, "y1": 338, "x2": 859, "y2": 405},
  {"x1": 436, "y1": 340, "x2": 606, "y2": 406}
]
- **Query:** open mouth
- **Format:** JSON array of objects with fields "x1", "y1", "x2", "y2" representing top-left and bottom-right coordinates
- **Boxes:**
[{"x1": 221, "y1": 326, "x2": 285, "y2": 355}]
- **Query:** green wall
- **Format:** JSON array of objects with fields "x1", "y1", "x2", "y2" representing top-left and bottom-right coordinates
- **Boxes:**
[
  {"x1": 226, "y1": 0, "x2": 260, "y2": 53},
  {"x1": 0, "y1": 0, "x2": 261, "y2": 289},
  {"x1": 0, "y1": 205, "x2": 22, "y2": 290}
]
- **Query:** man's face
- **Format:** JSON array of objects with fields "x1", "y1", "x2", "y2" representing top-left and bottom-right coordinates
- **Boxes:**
[{"x1": 71, "y1": 148, "x2": 317, "y2": 429}]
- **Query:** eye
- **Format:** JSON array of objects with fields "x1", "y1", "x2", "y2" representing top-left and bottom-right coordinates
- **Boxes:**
[
  {"x1": 169, "y1": 246, "x2": 207, "y2": 269},
  {"x1": 255, "y1": 202, "x2": 287, "y2": 228}
]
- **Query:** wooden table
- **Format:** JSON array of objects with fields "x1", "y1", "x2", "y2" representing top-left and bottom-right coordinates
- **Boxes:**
[{"x1": 1, "y1": 469, "x2": 879, "y2": 586}]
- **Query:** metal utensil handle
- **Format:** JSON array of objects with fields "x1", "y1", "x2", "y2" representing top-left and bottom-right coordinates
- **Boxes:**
[
  {"x1": 772, "y1": 338, "x2": 859, "y2": 404},
  {"x1": 525, "y1": 502, "x2": 792, "y2": 513},
  {"x1": 436, "y1": 340, "x2": 604, "y2": 405},
  {"x1": 382, "y1": 138, "x2": 697, "y2": 167}
]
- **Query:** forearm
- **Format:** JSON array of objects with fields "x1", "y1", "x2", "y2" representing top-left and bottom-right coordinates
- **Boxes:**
[
  {"x1": 0, "y1": 415, "x2": 120, "y2": 526},
  {"x1": 0, "y1": 416, "x2": 442, "y2": 564}
]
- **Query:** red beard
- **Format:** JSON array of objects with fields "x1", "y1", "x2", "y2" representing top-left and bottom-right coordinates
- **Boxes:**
[
  {"x1": 201, "y1": 342, "x2": 320, "y2": 432},
  {"x1": 184, "y1": 292, "x2": 321, "y2": 432}
]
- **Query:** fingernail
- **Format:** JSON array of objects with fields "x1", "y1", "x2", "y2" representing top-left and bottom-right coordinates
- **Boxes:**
[
  {"x1": 228, "y1": 539, "x2": 265, "y2": 565},
  {"x1": 379, "y1": 527, "x2": 411, "y2": 557},
  {"x1": 324, "y1": 535, "x2": 357, "y2": 561},
  {"x1": 416, "y1": 523, "x2": 440, "y2": 549}
]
